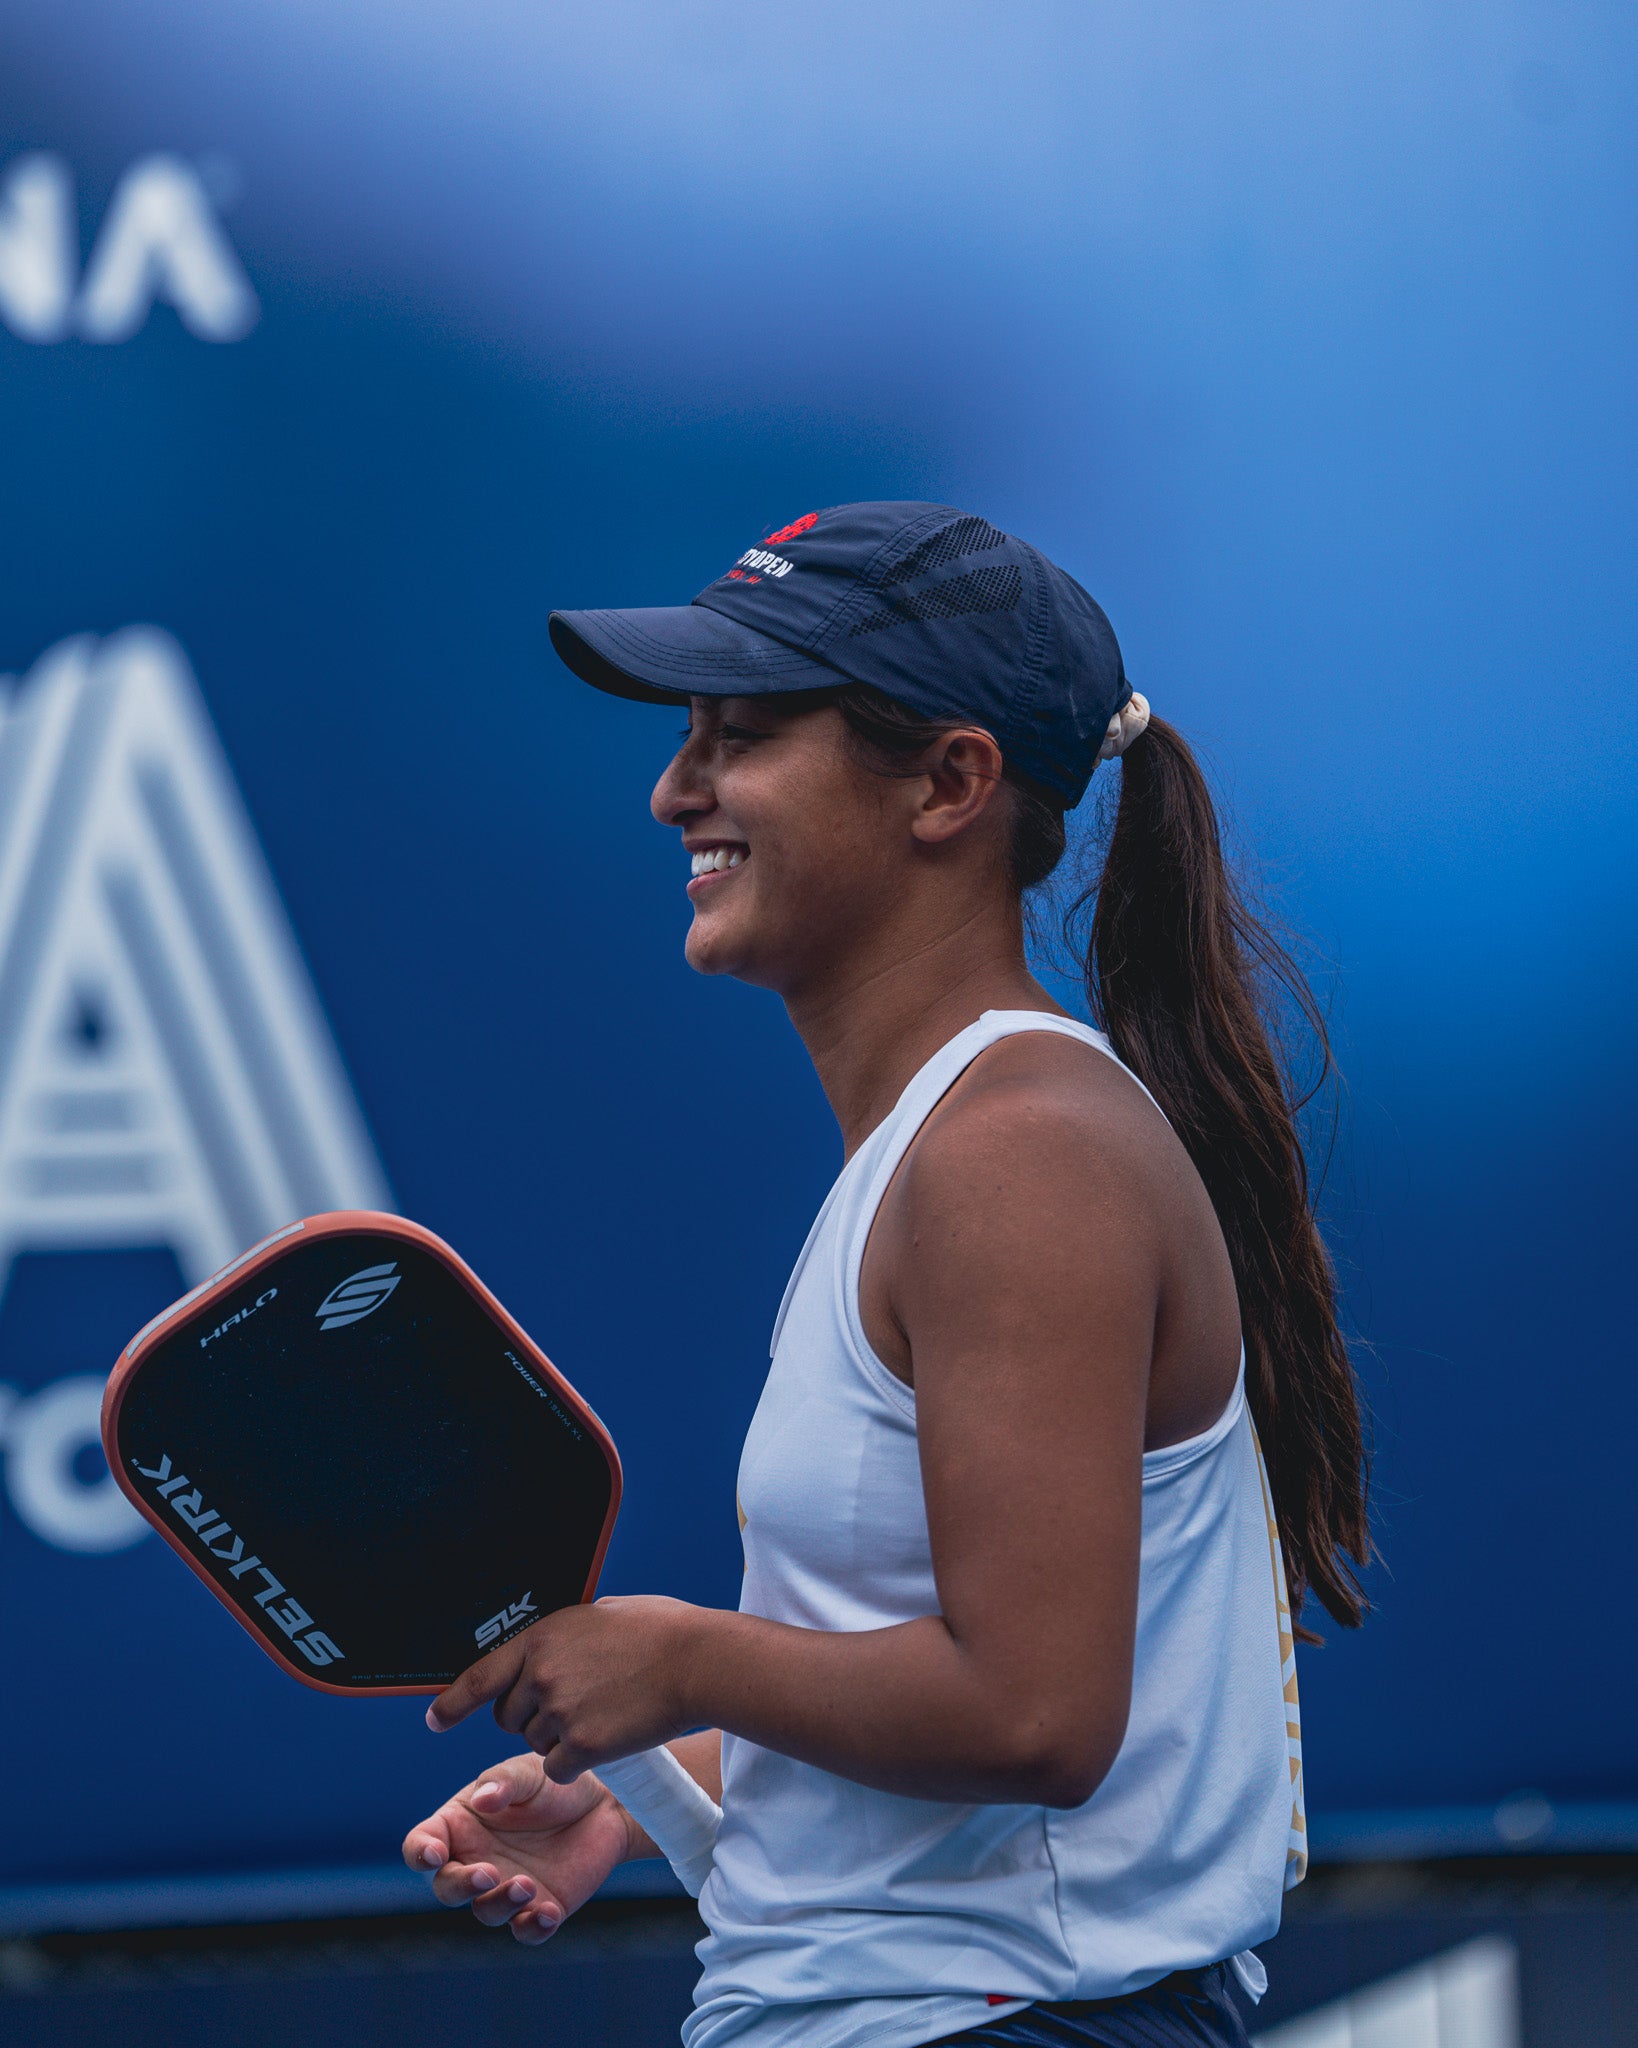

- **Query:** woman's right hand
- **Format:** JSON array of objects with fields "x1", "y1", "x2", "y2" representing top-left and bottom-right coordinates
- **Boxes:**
[{"x1": 401, "y1": 1751, "x2": 635, "y2": 1942}]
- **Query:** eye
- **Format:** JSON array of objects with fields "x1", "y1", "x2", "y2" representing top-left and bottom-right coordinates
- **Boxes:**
[{"x1": 720, "y1": 722, "x2": 768, "y2": 745}]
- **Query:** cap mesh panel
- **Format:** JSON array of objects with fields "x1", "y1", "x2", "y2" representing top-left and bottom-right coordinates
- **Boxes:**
[
  {"x1": 882, "y1": 517, "x2": 1009, "y2": 588},
  {"x1": 849, "y1": 562, "x2": 1023, "y2": 637}
]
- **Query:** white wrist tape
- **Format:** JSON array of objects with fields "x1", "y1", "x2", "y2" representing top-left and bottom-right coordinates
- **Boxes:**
[{"x1": 596, "y1": 1745, "x2": 723, "y2": 1899}]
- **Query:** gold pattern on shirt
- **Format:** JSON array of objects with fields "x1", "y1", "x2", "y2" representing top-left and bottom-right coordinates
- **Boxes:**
[{"x1": 1252, "y1": 1428, "x2": 1308, "y2": 1890}]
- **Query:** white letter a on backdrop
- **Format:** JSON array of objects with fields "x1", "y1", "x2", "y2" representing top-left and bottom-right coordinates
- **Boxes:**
[{"x1": 78, "y1": 154, "x2": 259, "y2": 343}]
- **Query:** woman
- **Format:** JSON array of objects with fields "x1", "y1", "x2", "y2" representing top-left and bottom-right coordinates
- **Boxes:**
[{"x1": 403, "y1": 503, "x2": 1370, "y2": 2048}]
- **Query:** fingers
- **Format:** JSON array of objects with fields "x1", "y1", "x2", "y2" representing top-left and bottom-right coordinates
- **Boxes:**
[
  {"x1": 426, "y1": 1639, "x2": 529, "y2": 1733},
  {"x1": 436, "y1": 1865, "x2": 563, "y2": 1941},
  {"x1": 510, "y1": 1903, "x2": 563, "y2": 1944},
  {"x1": 403, "y1": 1754, "x2": 546, "y2": 1874},
  {"x1": 402, "y1": 1815, "x2": 451, "y2": 1874},
  {"x1": 428, "y1": 1857, "x2": 503, "y2": 1907},
  {"x1": 469, "y1": 1874, "x2": 543, "y2": 1928}
]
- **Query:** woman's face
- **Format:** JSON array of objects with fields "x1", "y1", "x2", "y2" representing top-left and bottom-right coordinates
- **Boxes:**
[{"x1": 650, "y1": 695, "x2": 909, "y2": 993}]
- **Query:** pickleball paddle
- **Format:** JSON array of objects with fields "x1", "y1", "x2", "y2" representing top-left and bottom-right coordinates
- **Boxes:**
[{"x1": 101, "y1": 1210, "x2": 722, "y2": 1895}]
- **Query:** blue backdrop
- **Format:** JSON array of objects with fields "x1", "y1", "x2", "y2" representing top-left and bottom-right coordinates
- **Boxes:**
[{"x1": 0, "y1": 1, "x2": 1633, "y2": 1910}]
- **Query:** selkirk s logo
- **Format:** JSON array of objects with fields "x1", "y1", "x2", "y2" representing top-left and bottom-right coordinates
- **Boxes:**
[
  {"x1": 315, "y1": 1262, "x2": 399, "y2": 1331},
  {"x1": 475, "y1": 1591, "x2": 537, "y2": 1649}
]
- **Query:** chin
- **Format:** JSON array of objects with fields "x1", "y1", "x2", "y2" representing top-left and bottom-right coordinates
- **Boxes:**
[
  {"x1": 683, "y1": 912, "x2": 784, "y2": 988},
  {"x1": 683, "y1": 916, "x2": 744, "y2": 979}
]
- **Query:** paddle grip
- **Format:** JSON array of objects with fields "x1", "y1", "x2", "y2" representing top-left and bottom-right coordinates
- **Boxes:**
[{"x1": 595, "y1": 1745, "x2": 722, "y2": 1898}]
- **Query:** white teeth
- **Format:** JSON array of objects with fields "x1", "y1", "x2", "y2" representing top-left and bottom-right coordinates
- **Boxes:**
[{"x1": 689, "y1": 846, "x2": 747, "y2": 878}]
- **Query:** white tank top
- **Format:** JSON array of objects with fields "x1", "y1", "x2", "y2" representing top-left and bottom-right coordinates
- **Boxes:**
[{"x1": 685, "y1": 1012, "x2": 1305, "y2": 2048}]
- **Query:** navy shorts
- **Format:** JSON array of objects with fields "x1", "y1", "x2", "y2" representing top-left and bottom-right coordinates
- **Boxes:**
[{"x1": 928, "y1": 1964, "x2": 1250, "y2": 2048}]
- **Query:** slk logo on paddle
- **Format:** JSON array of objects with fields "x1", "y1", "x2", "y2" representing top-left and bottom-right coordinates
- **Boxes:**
[
  {"x1": 475, "y1": 1591, "x2": 538, "y2": 1649},
  {"x1": 315, "y1": 1263, "x2": 400, "y2": 1331}
]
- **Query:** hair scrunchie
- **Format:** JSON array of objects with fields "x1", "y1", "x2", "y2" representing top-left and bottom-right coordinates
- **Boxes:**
[{"x1": 1098, "y1": 689, "x2": 1151, "y2": 763}]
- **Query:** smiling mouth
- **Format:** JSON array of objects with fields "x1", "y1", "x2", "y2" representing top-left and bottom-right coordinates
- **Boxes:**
[{"x1": 688, "y1": 844, "x2": 748, "y2": 885}]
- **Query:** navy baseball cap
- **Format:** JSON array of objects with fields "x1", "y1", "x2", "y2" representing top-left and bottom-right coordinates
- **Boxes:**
[{"x1": 548, "y1": 502, "x2": 1129, "y2": 807}]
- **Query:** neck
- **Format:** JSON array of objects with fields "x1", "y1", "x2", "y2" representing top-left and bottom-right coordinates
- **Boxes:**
[{"x1": 785, "y1": 889, "x2": 1063, "y2": 1157}]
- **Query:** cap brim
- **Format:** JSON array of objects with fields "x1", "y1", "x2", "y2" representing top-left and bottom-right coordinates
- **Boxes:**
[{"x1": 549, "y1": 605, "x2": 835, "y2": 705}]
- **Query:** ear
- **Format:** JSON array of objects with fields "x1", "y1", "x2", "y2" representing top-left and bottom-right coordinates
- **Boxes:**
[{"x1": 908, "y1": 727, "x2": 1007, "y2": 847}]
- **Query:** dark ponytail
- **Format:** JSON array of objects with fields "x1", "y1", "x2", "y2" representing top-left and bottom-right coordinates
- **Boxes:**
[
  {"x1": 831, "y1": 683, "x2": 1371, "y2": 1633},
  {"x1": 1078, "y1": 718, "x2": 1369, "y2": 1631}
]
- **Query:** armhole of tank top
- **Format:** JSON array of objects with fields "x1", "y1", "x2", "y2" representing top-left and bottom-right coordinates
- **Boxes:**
[{"x1": 1140, "y1": 1347, "x2": 1248, "y2": 1481}]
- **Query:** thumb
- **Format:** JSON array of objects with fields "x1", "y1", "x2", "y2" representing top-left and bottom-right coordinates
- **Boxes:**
[{"x1": 467, "y1": 1754, "x2": 546, "y2": 1816}]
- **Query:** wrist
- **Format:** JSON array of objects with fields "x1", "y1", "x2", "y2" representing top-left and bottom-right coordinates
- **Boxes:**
[
  {"x1": 609, "y1": 1783, "x2": 657, "y2": 1864},
  {"x1": 663, "y1": 1600, "x2": 720, "y2": 1734}
]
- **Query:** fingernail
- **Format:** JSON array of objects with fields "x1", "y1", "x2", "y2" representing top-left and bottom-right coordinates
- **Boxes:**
[
  {"x1": 474, "y1": 1781, "x2": 502, "y2": 1802},
  {"x1": 471, "y1": 1868, "x2": 497, "y2": 1893},
  {"x1": 506, "y1": 1880, "x2": 532, "y2": 1903},
  {"x1": 420, "y1": 1844, "x2": 446, "y2": 1870},
  {"x1": 533, "y1": 1913, "x2": 560, "y2": 1937},
  {"x1": 425, "y1": 1706, "x2": 444, "y2": 1731}
]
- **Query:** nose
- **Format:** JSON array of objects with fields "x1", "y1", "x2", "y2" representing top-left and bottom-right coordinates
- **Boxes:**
[{"x1": 651, "y1": 737, "x2": 714, "y2": 829}]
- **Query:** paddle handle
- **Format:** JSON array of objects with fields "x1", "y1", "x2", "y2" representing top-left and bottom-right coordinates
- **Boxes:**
[{"x1": 595, "y1": 1745, "x2": 722, "y2": 1898}]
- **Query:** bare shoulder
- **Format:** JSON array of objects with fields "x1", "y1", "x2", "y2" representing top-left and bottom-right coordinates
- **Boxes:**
[
  {"x1": 898, "y1": 1026, "x2": 1191, "y2": 1233},
  {"x1": 858, "y1": 1028, "x2": 1175, "y2": 1395},
  {"x1": 864, "y1": 1024, "x2": 1242, "y2": 1438}
]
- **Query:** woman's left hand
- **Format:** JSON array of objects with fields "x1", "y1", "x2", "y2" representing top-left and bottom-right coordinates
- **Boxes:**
[{"x1": 425, "y1": 1595, "x2": 704, "y2": 1781}]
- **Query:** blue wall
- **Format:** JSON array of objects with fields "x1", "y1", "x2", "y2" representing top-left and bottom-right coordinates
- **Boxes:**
[{"x1": 0, "y1": 2, "x2": 1633, "y2": 1897}]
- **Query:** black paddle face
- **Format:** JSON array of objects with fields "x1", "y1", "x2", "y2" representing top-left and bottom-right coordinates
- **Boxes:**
[{"x1": 110, "y1": 1230, "x2": 617, "y2": 1689}]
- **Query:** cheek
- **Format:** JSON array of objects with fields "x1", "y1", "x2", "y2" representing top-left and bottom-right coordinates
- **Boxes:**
[
  {"x1": 743, "y1": 827, "x2": 852, "y2": 917},
  {"x1": 746, "y1": 833, "x2": 879, "y2": 944},
  {"x1": 746, "y1": 762, "x2": 882, "y2": 875},
  {"x1": 711, "y1": 733, "x2": 893, "y2": 926}
]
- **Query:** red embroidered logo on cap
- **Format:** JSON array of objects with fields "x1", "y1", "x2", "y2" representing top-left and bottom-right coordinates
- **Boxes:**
[{"x1": 763, "y1": 512, "x2": 819, "y2": 546}]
